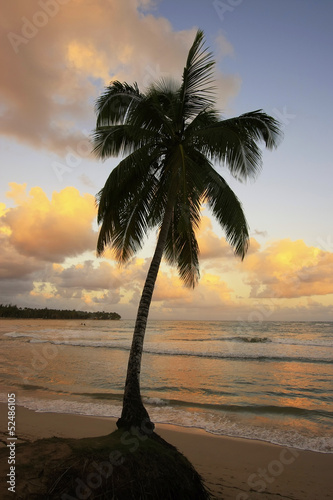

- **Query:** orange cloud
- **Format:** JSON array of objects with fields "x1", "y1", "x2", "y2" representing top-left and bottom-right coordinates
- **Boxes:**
[
  {"x1": 242, "y1": 238, "x2": 333, "y2": 298},
  {"x1": 1, "y1": 184, "x2": 331, "y2": 319},
  {"x1": 154, "y1": 271, "x2": 189, "y2": 302},
  {"x1": 3, "y1": 183, "x2": 97, "y2": 262},
  {"x1": 153, "y1": 268, "x2": 233, "y2": 310},
  {"x1": 196, "y1": 216, "x2": 260, "y2": 264},
  {"x1": 197, "y1": 216, "x2": 233, "y2": 260},
  {"x1": 1, "y1": 1, "x2": 239, "y2": 153}
]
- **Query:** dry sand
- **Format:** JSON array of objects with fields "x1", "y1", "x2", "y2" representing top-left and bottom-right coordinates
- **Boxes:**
[{"x1": 0, "y1": 403, "x2": 332, "y2": 499}]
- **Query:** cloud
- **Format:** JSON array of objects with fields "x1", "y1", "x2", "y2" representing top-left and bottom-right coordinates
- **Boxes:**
[
  {"x1": 153, "y1": 271, "x2": 189, "y2": 302},
  {"x1": 78, "y1": 174, "x2": 96, "y2": 189},
  {"x1": 2, "y1": 185, "x2": 331, "y2": 319},
  {"x1": 54, "y1": 260, "x2": 122, "y2": 292},
  {"x1": 28, "y1": 255, "x2": 152, "y2": 301},
  {"x1": 2, "y1": 183, "x2": 97, "y2": 262},
  {"x1": 197, "y1": 216, "x2": 233, "y2": 260},
  {"x1": 0, "y1": 233, "x2": 42, "y2": 279},
  {"x1": 1, "y1": 0, "x2": 240, "y2": 154},
  {"x1": 153, "y1": 268, "x2": 233, "y2": 310},
  {"x1": 215, "y1": 31, "x2": 234, "y2": 59},
  {"x1": 0, "y1": 277, "x2": 37, "y2": 305},
  {"x1": 252, "y1": 229, "x2": 268, "y2": 238},
  {"x1": 0, "y1": 183, "x2": 99, "y2": 306},
  {"x1": 196, "y1": 216, "x2": 260, "y2": 263},
  {"x1": 242, "y1": 238, "x2": 333, "y2": 298}
]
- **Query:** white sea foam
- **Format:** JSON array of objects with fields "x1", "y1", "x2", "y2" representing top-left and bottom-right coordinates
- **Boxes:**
[
  {"x1": 0, "y1": 393, "x2": 331, "y2": 454},
  {"x1": 5, "y1": 332, "x2": 39, "y2": 339},
  {"x1": 23, "y1": 338, "x2": 333, "y2": 363},
  {"x1": 143, "y1": 397, "x2": 169, "y2": 406}
]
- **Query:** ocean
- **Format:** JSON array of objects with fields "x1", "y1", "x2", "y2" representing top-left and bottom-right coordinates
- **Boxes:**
[{"x1": 0, "y1": 319, "x2": 332, "y2": 453}]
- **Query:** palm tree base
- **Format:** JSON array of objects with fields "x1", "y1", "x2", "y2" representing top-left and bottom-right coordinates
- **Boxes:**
[
  {"x1": 117, "y1": 397, "x2": 155, "y2": 436},
  {"x1": 41, "y1": 430, "x2": 213, "y2": 499},
  {"x1": 116, "y1": 417, "x2": 155, "y2": 432}
]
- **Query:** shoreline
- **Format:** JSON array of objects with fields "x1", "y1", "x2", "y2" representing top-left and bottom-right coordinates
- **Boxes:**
[
  {"x1": 1, "y1": 403, "x2": 332, "y2": 499},
  {"x1": 1, "y1": 393, "x2": 331, "y2": 454}
]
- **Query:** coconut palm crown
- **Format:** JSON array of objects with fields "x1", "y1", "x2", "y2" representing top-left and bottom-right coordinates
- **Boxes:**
[{"x1": 93, "y1": 29, "x2": 282, "y2": 431}]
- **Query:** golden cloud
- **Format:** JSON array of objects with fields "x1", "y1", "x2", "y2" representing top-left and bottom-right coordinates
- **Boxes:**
[
  {"x1": 153, "y1": 268, "x2": 233, "y2": 309},
  {"x1": 67, "y1": 41, "x2": 111, "y2": 82},
  {"x1": 3, "y1": 183, "x2": 97, "y2": 262},
  {"x1": 242, "y1": 238, "x2": 333, "y2": 298},
  {"x1": 196, "y1": 216, "x2": 233, "y2": 260},
  {"x1": 2, "y1": 182, "x2": 331, "y2": 317},
  {"x1": 196, "y1": 216, "x2": 260, "y2": 263},
  {"x1": 1, "y1": 0, "x2": 239, "y2": 153},
  {"x1": 154, "y1": 271, "x2": 189, "y2": 302}
]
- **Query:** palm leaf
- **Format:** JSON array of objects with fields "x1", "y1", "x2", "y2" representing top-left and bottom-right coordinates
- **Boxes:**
[
  {"x1": 164, "y1": 199, "x2": 201, "y2": 288},
  {"x1": 96, "y1": 145, "x2": 162, "y2": 257},
  {"x1": 178, "y1": 29, "x2": 216, "y2": 121},
  {"x1": 193, "y1": 110, "x2": 282, "y2": 181},
  {"x1": 203, "y1": 168, "x2": 249, "y2": 259},
  {"x1": 95, "y1": 81, "x2": 142, "y2": 127},
  {"x1": 92, "y1": 124, "x2": 157, "y2": 159}
]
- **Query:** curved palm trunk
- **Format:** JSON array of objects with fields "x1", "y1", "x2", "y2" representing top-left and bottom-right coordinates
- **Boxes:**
[{"x1": 117, "y1": 202, "x2": 174, "y2": 432}]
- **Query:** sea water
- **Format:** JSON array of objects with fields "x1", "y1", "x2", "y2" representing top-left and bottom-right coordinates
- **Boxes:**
[{"x1": 0, "y1": 319, "x2": 332, "y2": 453}]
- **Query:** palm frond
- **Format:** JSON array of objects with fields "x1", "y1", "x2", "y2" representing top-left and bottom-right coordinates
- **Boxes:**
[
  {"x1": 222, "y1": 110, "x2": 282, "y2": 150},
  {"x1": 163, "y1": 149, "x2": 205, "y2": 287},
  {"x1": 164, "y1": 200, "x2": 201, "y2": 288},
  {"x1": 178, "y1": 29, "x2": 216, "y2": 121},
  {"x1": 176, "y1": 222, "x2": 200, "y2": 288},
  {"x1": 92, "y1": 124, "x2": 156, "y2": 159},
  {"x1": 193, "y1": 110, "x2": 282, "y2": 181},
  {"x1": 203, "y1": 168, "x2": 249, "y2": 259},
  {"x1": 95, "y1": 81, "x2": 142, "y2": 127},
  {"x1": 97, "y1": 173, "x2": 159, "y2": 261},
  {"x1": 96, "y1": 146, "x2": 162, "y2": 257},
  {"x1": 184, "y1": 108, "x2": 220, "y2": 134},
  {"x1": 129, "y1": 90, "x2": 175, "y2": 139}
]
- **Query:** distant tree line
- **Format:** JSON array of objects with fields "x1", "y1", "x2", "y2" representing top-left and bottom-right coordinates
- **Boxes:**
[{"x1": 0, "y1": 304, "x2": 121, "y2": 320}]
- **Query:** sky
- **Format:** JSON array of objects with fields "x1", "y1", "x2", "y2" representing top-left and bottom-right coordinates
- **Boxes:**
[{"x1": 0, "y1": 0, "x2": 332, "y2": 321}]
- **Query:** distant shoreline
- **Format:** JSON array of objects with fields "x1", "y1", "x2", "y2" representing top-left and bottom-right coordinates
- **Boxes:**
[
  {"x1": 0, "y1": 317, "x2": 121, "y2": 320},
  {"x1": 0, "y1": 304, "x2": 120, "y2": 320}
]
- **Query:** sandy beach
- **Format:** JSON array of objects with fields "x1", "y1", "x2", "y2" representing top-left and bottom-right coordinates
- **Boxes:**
[{"x1": 0, "y1": 403, "x2": 332, "y2": 499}]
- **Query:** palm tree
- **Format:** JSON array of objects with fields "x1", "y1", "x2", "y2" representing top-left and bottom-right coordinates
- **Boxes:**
[{"x1": 93, "y1": 29, "x2": 281, "y2": 432}]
